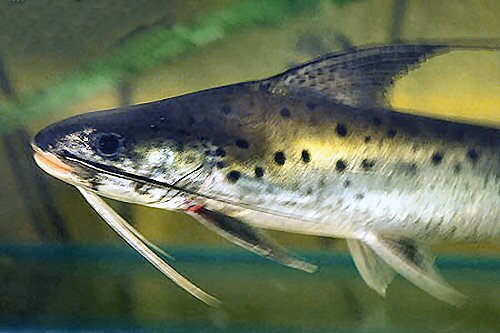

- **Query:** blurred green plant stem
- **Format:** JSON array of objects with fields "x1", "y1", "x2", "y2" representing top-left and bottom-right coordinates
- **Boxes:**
[{"x1": 0, "y1": 0, "x2": 334, "y2": 133}]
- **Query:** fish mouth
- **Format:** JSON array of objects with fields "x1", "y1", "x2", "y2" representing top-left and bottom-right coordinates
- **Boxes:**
[{"x1": 32, "y1": 143, "x2": 77, "y2": 182}]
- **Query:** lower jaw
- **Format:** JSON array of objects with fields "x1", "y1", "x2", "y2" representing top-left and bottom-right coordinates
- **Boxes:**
[{"x1": 33, "y1": 151, "x2": 81, "y2": 185}]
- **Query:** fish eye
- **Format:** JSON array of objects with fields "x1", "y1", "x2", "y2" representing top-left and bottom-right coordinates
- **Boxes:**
[{"x1": 93, "y1": 133, "x2": 124, "y2": 158}]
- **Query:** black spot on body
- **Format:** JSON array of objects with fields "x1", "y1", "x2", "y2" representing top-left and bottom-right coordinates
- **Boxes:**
[
  {"x1": 453, "y1": 163, "x2": 461, "y2": 174},
  {"x1": 215, "y1": 147, "x2": 226, "y2": 157},
  {"x1": 343, "y1": 179, "x2": 351, "y2": 188},
  {"x1": 254, "y1": 167, "x2": 264, "y2": 178},
  {"x1": 280, "y1": 107, "x2": 291, "y2": 119},
  {"x1": 336, "y1": 160, "x2": 347, "y2": 172},
  {"x1": 355, "y1": 193, "x2": 365, "y2": 200},
  {"x1": 387, "y1": 128, "x2": 397, "y2": 138},
  {"x1": 227, "y1": 170, "x2": 241, "y2": 183},
  {"x1": 361, "y1": 159, "x2": 375, "y2": 171},
  {"x1": 216, "y1": 161, "x2": 227, "y2": 169},
  {"x1": 274, "y1": 151, "x2": 286, "y2": 165},
  {"x1": 364, "y1": 135, "x2": 372, "y2": 143},
  {"x1": 336, "y1": 123, "x2": 347, "y2": 137},
  {"x1": 431, "y1": 152, "x2": 443, "y2": 165},
  {"x1": 235, "y1": 139, "x2": 250, "y2": 149},
  {"x1": 467, "y1": 149, "x2": 479, "y2": 164},
  {"x1": 301, "y1": 149, "x2": 311, "y2": 163}
]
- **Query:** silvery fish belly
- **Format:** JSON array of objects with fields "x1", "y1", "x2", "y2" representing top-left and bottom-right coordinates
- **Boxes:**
[{"x1": 32, "y1": 44, "x2": 499, "y2": 306}]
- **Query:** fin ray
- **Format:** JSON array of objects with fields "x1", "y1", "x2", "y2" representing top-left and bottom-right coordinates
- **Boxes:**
[{"x1": 265, "y1": 44, "x2": 456, "y2": 109}]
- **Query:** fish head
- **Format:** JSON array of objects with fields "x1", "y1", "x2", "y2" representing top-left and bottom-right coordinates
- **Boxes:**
[{"x1": 32, "y1": 100, "x2": 210, "y2": 209}]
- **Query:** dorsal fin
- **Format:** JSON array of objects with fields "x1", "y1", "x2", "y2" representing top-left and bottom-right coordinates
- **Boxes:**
[{"x1": 263, "y1": 44, "x2": 482, "y2": 109}]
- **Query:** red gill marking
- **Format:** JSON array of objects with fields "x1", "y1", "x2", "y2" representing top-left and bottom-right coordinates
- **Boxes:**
[{"x1": 186, "y1": 204, "x2": 204, "y2": 212}]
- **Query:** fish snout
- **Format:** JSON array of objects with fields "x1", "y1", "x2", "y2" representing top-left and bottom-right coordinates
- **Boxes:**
[
  {"x1": 32, "y1": 125, "x2": 60, "y2": 152},
  {"x1": 32, "y1": 124, "x2": 78, "y2": 182}
]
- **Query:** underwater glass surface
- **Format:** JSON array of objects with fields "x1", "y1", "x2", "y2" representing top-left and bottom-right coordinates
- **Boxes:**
[{"x1": 0, "y1": 1, "x2": 498, "y2": 332}]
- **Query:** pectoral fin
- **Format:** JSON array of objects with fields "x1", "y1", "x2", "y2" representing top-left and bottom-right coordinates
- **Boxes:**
[
  {"x1": 355, "y1": 231, "x2": 466, "y2": 306},
  {"x1": 77, "y1": 187, "x2": 220, "y2": 306},
  {"x1": 187, "y1": 206, "x2": 317, "y2": 273}
]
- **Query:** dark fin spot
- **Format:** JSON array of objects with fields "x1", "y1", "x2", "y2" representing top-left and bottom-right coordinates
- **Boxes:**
[
  {"x1": 453, "y1": 163, "x2": 461, "y2": 174},
  {"x1": 254, "y1": 167, "x2": 264, "y2": 178},
  {"x1": 235, "y1": 139, "x2": 250, "y2": 149},
  {"x1": 274, "y1": 151, "x2": 286, "y2": 165},
  {"x1": 343, "y1": 179, "x2": 351, "y2": 188},
  {"x1": 373, "y1": 117, "x2": 382, "y2": 126},
  {"x1": 467, "y1": 148, "x2": 479, "y2": 164},
  {"x1": 221, "y1": 106, "x2": 232, "y2": 115},
  {"x1": 355, "y1": 193, "x2": 365, "y2": 200},
  {"x1": 336, "y1": 123, "x2": 348, "y2": 137},
  {"x1": 227, "y1": 170, "x2": 241, "y2": 183},
  {"x1": 301, "y1": 149, "x2": 311, "y2": 163},
  {"x1": 361, "y1": 159, "x2": 375, "y2": 171},
  {"x1": 306, "y1": 101, "x2": 317, "y2": 110},
  {"x1": 216, "y1": 161, "x2": 227, "y2": 169},
  {"x1": 364, "y1": 135, "x2": 372, "y2": 143},
  {"x1": 336, "y1": 160, "x2": 347, "y2": 172},
  {"x1": 280, "y1": 107, "x2": 291, "y2": 119},
  {"x1": 431, "y1": 152, "x2": 443, "y2": 165},
  {"x1": 215, "y1": 147, "x2": 226, "y2": 157},
  {"x1": 387, "y1": 128, "x2": 397, "y2": 138}
]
